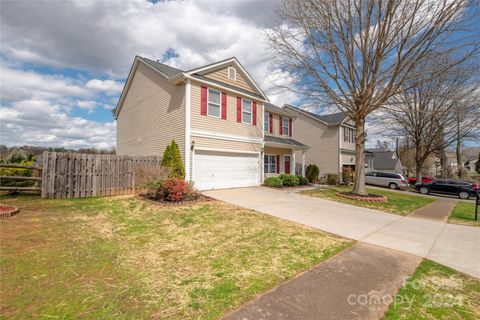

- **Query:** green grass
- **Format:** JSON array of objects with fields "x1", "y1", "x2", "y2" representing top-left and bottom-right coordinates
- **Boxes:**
[
  {"x1": 448, "y1": 201, "x2": 479, "y2": 226},
  {"x1": 301, "y1": 186, "x2": 435, "y2": 215},
  {"x1": 0, "y1": 193, "x2": 351, "y2": 319},
  {"x1": 384, "y1": 259, "x2": 480, "y2": 319}
]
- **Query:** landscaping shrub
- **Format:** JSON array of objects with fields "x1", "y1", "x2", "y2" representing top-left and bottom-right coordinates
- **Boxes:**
[
  {"x1": 279, "y1": 174, "x2": 299, "y2": 187},
  {"x1": 297, "y1": 175, "x2": 309, "y2": 185},
  {"x1": 342, "y1": 167, "x2": 354, "y2": 185},
  {"x1": 144, "y1": 179, "x2": 164, "y2": 199},
  {"x1": 134, "y1": 165, "x2": 169, "y2": 194},
  {"x1": 264, "y1": 177, "x2": 283, "y2": 188},
  {"x1": 327, "y1": 173, "x2": 339, "y2": 185},
  {"x1": 306, "y1": 164, "x2": 319, "y2": 183},
  {"x1": 161, "y1": 140, "x2": 185, "y2": 179},
  {"x1": 161, "y1": 178, "x2": 188, "y2": 202}
]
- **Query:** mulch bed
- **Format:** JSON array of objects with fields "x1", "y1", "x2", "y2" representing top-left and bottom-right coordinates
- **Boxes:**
[
  {"x1": 0, "y1": 204, "x2": 20, "y2": 219},
  {"x1": 336, "y1": 192, "x2": 388, "y2": 203},
  {"x1": 137, "y1": 194, "x2": 213, "y2": 206}
]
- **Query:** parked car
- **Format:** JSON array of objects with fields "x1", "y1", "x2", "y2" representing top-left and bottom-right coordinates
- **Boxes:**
[
  {"x1": 408, "y1": 176, "x2": 434, "y2": 185},
  {"x1": 414, "y1": 179, "x2": 479, "y2": 199},
  {"x1": 365, "y1": 171, "x2": 409, "y2": 190}
]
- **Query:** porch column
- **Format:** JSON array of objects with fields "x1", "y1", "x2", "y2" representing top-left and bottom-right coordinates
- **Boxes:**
[
  {"x1": 302, "y1": 150, "x2": 306, "y2": 177},
  {"x1": 291, "y1": 151, "x2": 296, "y2": 175}
]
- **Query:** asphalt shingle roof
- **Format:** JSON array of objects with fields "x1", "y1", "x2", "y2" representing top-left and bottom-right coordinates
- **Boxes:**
[
  {"x1": 139, "y1": 56, "x2": 184, "y2": 78},
  {"x1": 264, "y1": 135, "x2": 308, "y2": 149},
  {"x1": 366, "y1": 149, "x2": 400, "y2": 170},
  {"x1": 286, "y1": 105, "x2": 347, "y2": 125}
]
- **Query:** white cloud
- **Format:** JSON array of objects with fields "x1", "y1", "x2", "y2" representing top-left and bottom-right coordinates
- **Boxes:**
[
  {"x1": 85, "y1": 79, "x2": 123, "y2": 95},
  {"x1": 0, "y1": 99, "x2": 115, "y2": 149}
]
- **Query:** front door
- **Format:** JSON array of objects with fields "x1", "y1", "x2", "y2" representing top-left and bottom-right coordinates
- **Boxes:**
[{"x1": 284, "y1": 155, "x2": 291, "y2": 174}]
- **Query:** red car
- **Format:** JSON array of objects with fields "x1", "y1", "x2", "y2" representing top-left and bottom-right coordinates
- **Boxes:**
[{"x1": 408, "y1": 176, "x2": 434, "y2": 185}]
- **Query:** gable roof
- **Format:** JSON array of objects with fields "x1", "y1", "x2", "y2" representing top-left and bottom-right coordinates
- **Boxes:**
[
  {"x1": 264, "y1": 102, "x2": 295, "y2": 117},
  {"x1": 366, "y1": 148, "x2": 401, "y2": 170},
  {"x1": 283, "y1": 105, "x2": 348, "y2": 126},
  {"x1": 114, "y1": 55, "x2": 269, "y2": 119}
]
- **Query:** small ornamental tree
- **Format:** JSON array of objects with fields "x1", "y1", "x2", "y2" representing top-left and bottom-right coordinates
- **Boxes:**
[
  {"x1": 161, "y1": 140, "x2": 185, "y2": 179},
  {"x1": 476, "y1": 152, "x2": 480, "y2": 174},
  {"x1": 306, "y1": 164, "x2": 319, "y2": 183}
]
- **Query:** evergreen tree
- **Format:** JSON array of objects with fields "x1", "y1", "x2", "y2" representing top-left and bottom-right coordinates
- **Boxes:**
[{"x1": 161, "y1": 140, "x2": 185, "y2": 179}]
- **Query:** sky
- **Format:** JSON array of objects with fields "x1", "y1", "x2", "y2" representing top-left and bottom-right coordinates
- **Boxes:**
[{"x1": 3, "y1": 0, "x2": 470, "y2": 150}]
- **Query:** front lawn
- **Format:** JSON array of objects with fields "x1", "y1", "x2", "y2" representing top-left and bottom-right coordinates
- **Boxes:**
[
  {"x1": 0, "y1": 194, "x2": 351, "y2": 319},
  {"x1": 448, "y1": 201, "x2": 479, "y2": 226},
  {"x1": 384, "y1": 259, "x2": 480, "y2": 319},
  {"x1": 301, "y1": 186, "x2": 435, "y2": 215}
]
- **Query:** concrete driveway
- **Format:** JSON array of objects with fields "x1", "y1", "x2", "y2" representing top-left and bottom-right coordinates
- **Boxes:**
[{"x1": 204, "y1": 187, "x2": 480, "y2": 278}]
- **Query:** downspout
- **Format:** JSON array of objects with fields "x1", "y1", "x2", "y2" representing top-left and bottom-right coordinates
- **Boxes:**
[{"x1": 185, "y1": 79, "x2": 191, "y2": 181}]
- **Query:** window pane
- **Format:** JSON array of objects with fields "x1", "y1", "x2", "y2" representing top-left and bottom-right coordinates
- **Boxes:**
[
  {"x1": 242, "y1": 99, "x2": 252, "y2": 112},
  {"x1": 243, "y1": 112, "x2": 251, "y2": 124},
  {"x1": 209, "y1": 89, "x2": 220, "y2": 104},
  {"x1": 208, "y1": 103, "x2": 220, "y2": 117}
]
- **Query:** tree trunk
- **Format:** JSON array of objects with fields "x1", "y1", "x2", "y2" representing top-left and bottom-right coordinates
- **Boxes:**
[
  {"x1": 415, "y1": 148, "x2": 423, "y2": 185},
  {"x1": 456, "y1": 121, "x2": 463, "y2": 178},
  {"x1": 440, "y1": 150, "x2": 447, "y2": 178},
  {"x1": 353, "y1": 118, "x2": 367, "y2": 195}
]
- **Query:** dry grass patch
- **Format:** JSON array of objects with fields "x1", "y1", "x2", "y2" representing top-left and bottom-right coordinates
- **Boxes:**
[{"x1": 0, "y1": 194, "x2": 351, "y2": 319}]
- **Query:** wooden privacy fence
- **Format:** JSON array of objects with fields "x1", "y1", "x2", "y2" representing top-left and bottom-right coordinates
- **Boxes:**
[{"x1": 41, "y1": 152, "x2": 162, "y2": 198}]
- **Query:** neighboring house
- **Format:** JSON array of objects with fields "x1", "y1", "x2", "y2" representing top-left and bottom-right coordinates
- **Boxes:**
[
  {"x1": 366, "y1": 148, "x2": 403, "y2": 173},
  {"x1": 365, "y1": 151, "x2": 375, "y2": 172},
  {"x1": 464, "y1": 157, "x2": 478, "y2": 174},
  {"x1": 283, "y1": 105, "x2": 361, "y2": 179},
  {"x1": 114, "y1": 56, "x2": 307, "y2": 190}
]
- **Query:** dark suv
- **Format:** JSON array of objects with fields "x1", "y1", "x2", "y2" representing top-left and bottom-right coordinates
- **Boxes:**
[{"x1": 414, "y1": 179, "x2": 479, "y2": 199}]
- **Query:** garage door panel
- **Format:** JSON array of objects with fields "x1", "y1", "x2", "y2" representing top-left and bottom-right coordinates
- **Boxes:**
[{"x1": 193, "y1": 150, "x2": 259, "y2": 190}]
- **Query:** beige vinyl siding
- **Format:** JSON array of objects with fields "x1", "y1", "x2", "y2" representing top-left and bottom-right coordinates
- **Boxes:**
[
  {"x1": 203, "y1": 66, "x2": 257, "y2": 94},
  {"x1": 116, "y1": 62, "x2": 185, "y2": 159},
  {"x1": 264, "y1": 146, "x2": 293, "y2": 177},
  {"x1": 265, "y1": 113, "x2": 292, "y2": 138},
  {"x1": 291, "y1": 111, "x2": 340, "y2": 175},
  {"x1": 341, "y1": 153, "x2": 356, "y2": 165},
  {"x1": 190, "y1": 81, "x2": 263, "y2": 139}
]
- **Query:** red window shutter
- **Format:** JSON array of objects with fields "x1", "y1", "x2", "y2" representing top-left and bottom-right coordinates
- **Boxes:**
[
  {"x1": 289, "y1": 118, "x2": 292, "y2": 137},
  {"x1": 237, "y1": 97, "x2": 242, "y2": 122},
  {"x1": 269, "y1": 113, "x2": 273, "y2": 133},
  {"x1": 221, "y1": 92, "x2": 227, "y2": 120},
  {"x1": 200, "y1": 86, "x2": 207, "y2": 116},
  {"x1": 279, "y1": 116, "x2": 283, "y2": 135},
  {"x1": 252, "y1": 101, "x2": 257, "y2": 126},
  {"x1": 276, "y1": 155, "x2": 280, "y2": 173}
]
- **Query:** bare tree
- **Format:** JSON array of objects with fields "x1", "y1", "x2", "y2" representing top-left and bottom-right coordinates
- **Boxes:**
[
  {"x1": 384, "y1": 58, "x2": 480, "y2": 182},
  {"x1": 268, "y1": 0, "x2": 478, "y2": 194}
]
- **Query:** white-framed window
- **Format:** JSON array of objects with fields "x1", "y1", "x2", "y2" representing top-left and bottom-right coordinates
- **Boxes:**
[
  {"x1": 343, "y1": 127, "x2": 355, "y2": 143},
  {"x1": 228, "y1": 67, "x2": 236, "y2": 80},
  {"x1": 242, "y1": 99, "x2": 252, "y2": 124},
  {"x1": 264, "y1": 155, "x2": 276, "y2": 173},
  {"x1": 264, "y1": 112, "x2": 270, "y2": 133},
  {"x1": 282, "y1": 117, "x2": 290, "y2": 136},
  {"x1": 207, "y1": 88, "x2": 221, "y2": 118}
]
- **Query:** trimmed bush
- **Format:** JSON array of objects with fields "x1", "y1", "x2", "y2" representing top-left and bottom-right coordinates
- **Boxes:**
[
  {"x1": 278, "y1": 174, "x2": 299, "y2": 187},
  {"x1": 306, "y1": 164, "x2": 319, "y2": 183},
  {"x1": 297, "y1": 175, "x2": 309, "y2": 185},
  {"x1": 327, "y1": 173, "x2": 339, "y2": 185},
  {"x1": 342, "y1": 167, "x2": 354, "y2": 184},
  {"x1": 161, "y1": 178, "x2": 188, "y2": 202},
  {"x1": 264, "y1": 177, "x2": 283, "y2": 188},
  {"x1": 162, "y1": 140, "x2": 185, "y2": 179},
  {"x1": 144, "y1": 179, "x2": 164, "y2": 199}
]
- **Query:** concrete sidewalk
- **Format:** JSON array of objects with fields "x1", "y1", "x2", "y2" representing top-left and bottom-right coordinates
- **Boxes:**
[
  {"x1": 222, "y1": 243, "x2": 420, "y2": 320},
  {"x1": 408, "y1": 198, "x2": 457, "y2": 222},
  {"x1": 204, "y1": 187, "x2": 480, "y2": 278}
]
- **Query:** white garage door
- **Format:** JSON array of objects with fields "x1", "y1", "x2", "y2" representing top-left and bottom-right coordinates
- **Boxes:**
[{"x1": 194, "y1": 150, "x2": 259, "y2": 190}]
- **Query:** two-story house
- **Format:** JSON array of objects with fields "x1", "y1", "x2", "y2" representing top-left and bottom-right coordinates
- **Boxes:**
[
  {"x1": 283, "y1": 105, "x2": 360, "y2": 180},
  {"x1": 114, "y1": 56, "x2": 307, "y2": 190}
]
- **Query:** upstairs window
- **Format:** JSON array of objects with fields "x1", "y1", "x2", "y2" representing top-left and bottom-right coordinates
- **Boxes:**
[
  {"x1": 207, "y1": 88, "x2": 221, "y2": 118},
  {"x1": 228, "y1": 67, "x2": 236, "y2": 80},
  {"x1": 282, "y1": 117, "x2": 290, "y2": 136},
  {"x1": 242, "y1": 99, "x2": 252, "y2": 124},
  {"x1": 343, "y1": 127, "x2": 355, "y2": 143},
  {"x1": 264, "y1": 112, "x2": 270, "y2": 133}
]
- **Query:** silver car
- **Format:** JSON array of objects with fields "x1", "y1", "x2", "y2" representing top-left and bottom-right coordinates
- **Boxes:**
[{"x1": 365, "y1": 171, "x2": 409, "y2": 190}]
